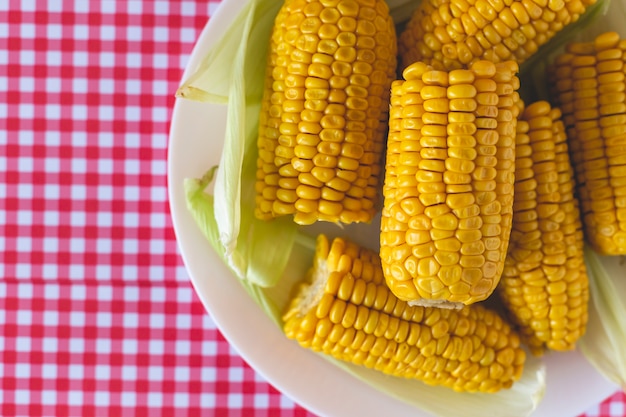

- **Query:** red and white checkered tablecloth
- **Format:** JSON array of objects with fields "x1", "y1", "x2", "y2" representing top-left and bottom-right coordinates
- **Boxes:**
[{"x1": 0, "y1": 1, "x2": 624, "y2": 416}]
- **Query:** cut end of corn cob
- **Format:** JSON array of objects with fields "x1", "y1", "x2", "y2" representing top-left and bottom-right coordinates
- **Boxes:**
[
  {"x1": 380, "y1": 60, "x2": 520, "y2": 308},
  {"x1": 254, "y1": 0, "x2": 398, "y2": 226},
  {"x1": 283, "y1": 234, "x2": 526, "y2": 393},
  {"x1": 500, "y1": 100, "x2": 589, "y2": 355},
  {"x1": 548, "y1": 31, "x2": 626, "y2": 255},
  {"x1": 397, "y1": 0, "x2": 598, "y2": 72}
]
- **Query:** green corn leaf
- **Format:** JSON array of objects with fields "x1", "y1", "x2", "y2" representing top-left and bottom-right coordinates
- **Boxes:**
[
  {"x1": 580, "y1": 247, "x2": 626, "y2": 391},
  {"x1": 178, "y1": 0, "x2": 296, "y2": 288}
]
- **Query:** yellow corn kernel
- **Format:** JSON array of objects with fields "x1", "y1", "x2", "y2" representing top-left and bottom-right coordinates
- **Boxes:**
[{"x1": 284, "y1": 235, "x2": 526, "y2": 392}]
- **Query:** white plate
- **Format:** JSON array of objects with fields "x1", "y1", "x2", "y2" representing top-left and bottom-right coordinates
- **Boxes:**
[{"x1": 168, "y1": 1, "x2": 619, "y2": 416}]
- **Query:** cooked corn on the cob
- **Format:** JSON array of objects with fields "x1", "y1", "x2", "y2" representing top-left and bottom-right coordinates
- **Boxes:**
[
  {"x1": 283, "y1": 234, "x2": 526, "y2": 392},
  {"x1": 380, "y1": 60, "x2": 520, "y2": 308},
  {"x1": 254, "y1": 0, "x2": 398, "y2": 225},
  {"x1": 499, "y1": 101, "x2": 589, "y2": 355},
  {"x1": 398, "y1": 0, "x2": 597, "y2": 71},
  {"x1": 548, "y1": 31, "x2": 626, "y2": 255}
]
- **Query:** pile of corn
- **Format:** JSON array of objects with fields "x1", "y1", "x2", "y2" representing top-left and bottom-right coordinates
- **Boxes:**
[{"x1": 250, "y1": 0, "x2": 621, "y2": 393}]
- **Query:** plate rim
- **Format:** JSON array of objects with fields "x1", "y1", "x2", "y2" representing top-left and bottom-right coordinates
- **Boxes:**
[{"x1": 167, "y1": 1, "x2": 620, "y2": 416}]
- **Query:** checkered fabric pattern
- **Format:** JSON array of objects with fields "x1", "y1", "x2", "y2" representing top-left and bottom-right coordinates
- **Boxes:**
[{"x1": 0, "y1": 0, "x2": 622, "y2": 416}]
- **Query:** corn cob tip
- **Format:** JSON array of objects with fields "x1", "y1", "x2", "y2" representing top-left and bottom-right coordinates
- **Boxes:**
[
  {"x1": 407, "y1": 298, "x2": 464, "y2": 310},
  {"x1": 282, "y1": 238, "x2": 331, "y2": 323}
]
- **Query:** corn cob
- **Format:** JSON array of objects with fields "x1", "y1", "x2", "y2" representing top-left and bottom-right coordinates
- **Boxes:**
[
  {"x1": 499, "y1": 101, "x2": 589, "y2": 355},
  {"x1": 283, "y1": 234, "x2": 526, "y2": 393},
  {"x1": 379, "y1": 60, "x2": 520, "y2": 308},
  {"x1": 398, "y1": 0, "x2": 597, "y2": 71},
  {"x1": 254, "y1": 0, "x2": 398, "y2": 225},
  {"x1": 547, "y1": 31, "x2": 626, "y2": 255}
]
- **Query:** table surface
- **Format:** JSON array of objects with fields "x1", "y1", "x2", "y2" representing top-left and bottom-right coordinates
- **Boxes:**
[{"x1": 1, "y1": 0, "x2": 624, "y2": 416}]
